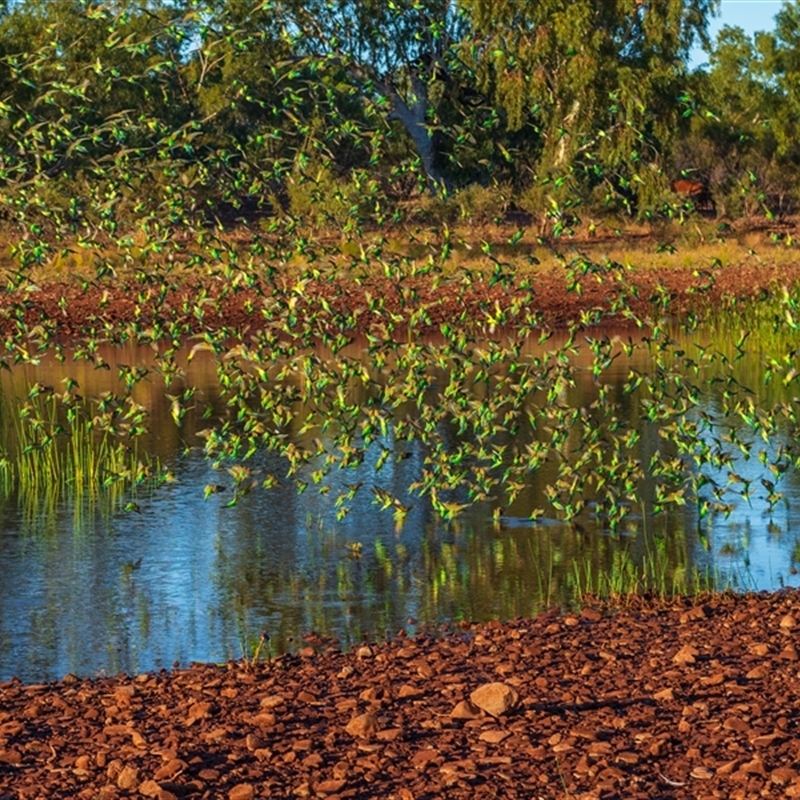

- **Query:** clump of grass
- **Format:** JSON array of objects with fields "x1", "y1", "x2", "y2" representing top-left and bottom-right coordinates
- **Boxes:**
[
  {"x1": 567, "y1": 542, "x2": 710, "y2": 605},
  {"x1": 0, "y1": 388, "x2": 164, "y2": 515}
]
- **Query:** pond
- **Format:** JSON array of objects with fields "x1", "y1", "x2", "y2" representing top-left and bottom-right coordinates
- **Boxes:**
[{"x1": 1, "y1": 324, "x2": 799, "y2": 683}]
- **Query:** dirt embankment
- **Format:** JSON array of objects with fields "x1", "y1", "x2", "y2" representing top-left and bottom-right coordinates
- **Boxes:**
[
  {"x1": 2, "y1": 591, "x2": 800, "y2": 799},
  {"x1": 1, "y1": 260, "x2": 797, "y2": 342}
]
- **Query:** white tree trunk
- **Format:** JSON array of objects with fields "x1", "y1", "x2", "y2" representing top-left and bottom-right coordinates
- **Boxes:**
[{"x1": 384, "y1": 73, "x2": 450, "y2": 194}]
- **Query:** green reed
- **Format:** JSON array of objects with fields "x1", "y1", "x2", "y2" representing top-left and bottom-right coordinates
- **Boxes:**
[
  {"x1": 0, "y1": 385, "x2": 164, "y2": 516},
  {"x1": 567, "y1": 541, "x2": 713, "y2": 603}
]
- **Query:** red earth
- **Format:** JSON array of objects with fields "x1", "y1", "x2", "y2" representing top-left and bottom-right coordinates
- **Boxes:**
[
  {"x1": 0, "y1": 259, "x2": 797, "y2": 342},
  {"x1": 2, "y1": 591, "x2": 800, "y2": 799}
]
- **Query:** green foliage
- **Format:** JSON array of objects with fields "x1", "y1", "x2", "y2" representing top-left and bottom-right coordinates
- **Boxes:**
[
  {"x1": 285, "y1": 164, "x2": 383, "y2": 231},
  {"x1": 0, "y1": 0, "x2": 739, "y2": 227}
]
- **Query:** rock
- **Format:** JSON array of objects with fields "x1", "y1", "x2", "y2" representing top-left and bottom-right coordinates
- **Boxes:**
[
  {"x1": 450, "y1": 700, "x2": 483, "y2": 719},
  {"x1": 229, "y1": 784, "x2": 255, "y2": 800},
  {"x1": 469, "y1": 683, "x2": 520, "y2": 717},
  {"x1": 345, "y1": 713, "x2": 379, "y2": 739},
  {"x1": 780, "y1": 614, "x2": 796, "y2": 629},
  {"x1": 479, "y1": 729, "x2": 510, "y2": 744},
  {"x1": 116, "y1": 764, "x2": 140, "y2": 790},
  {"x1": 186, "y1": 701, "x2": 213, "y2": 725},
  {"x1": 672, "y1": 645, "x2": 698, "y2": 665}
]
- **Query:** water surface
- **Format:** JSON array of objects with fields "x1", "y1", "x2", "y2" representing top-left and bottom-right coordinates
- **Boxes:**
[{"x1": 1, "y1": 330, "x2": 798, "y2": 682}]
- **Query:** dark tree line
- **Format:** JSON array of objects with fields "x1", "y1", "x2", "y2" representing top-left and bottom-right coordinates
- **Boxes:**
[{"x1": 0, "y1": 0, "x2": 798, "y2": 240}]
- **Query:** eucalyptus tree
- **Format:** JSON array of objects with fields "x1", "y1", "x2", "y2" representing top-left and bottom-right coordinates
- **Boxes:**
[
  {"x1": 677, "y1": 3, "x2": 800, "y2": 219},
  {"x1": 740, "y1": 1, "x2": 800, "y2": 214},
  {"x1": 0, "y1": 0, "x2": 203, "y2": 240},
  {"x1": 678, "y1": 25, "x2": 783, "y2": 217},
  {"x1": 456, "y1": 0, "x2": 718, "y2": 213},
  {"x1": 263, "y1": 0, "x2": 478, "y2": 193}
]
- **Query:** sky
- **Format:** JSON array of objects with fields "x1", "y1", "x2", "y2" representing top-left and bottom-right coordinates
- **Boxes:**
[{"x1": 690, "y1": 0, "x2": 785, "y2": 66}]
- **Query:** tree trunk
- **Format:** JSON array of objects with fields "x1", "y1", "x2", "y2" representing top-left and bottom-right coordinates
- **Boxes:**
[{"x1": 384, "y1": 73, "x2": 451, "y2": 195}]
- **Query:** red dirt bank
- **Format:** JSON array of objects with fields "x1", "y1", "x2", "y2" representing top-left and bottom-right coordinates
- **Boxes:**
[
  {"x1": 2, "y1": 591, "x2": 800, "y2": 799},
  {"x1": 1, "y1": 260, "x2": 798, "y2": 341}
]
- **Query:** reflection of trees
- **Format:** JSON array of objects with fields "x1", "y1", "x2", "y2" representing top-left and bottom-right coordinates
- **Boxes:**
[{"x1": 4, "y1": 325, "x2": 800, "y2": 681}]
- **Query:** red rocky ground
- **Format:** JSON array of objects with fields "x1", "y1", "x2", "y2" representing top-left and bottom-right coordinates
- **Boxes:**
[
  {"x1": 2, "y1": 591, "x2": 800, "y2": 800},
  {"x1": 1, "y1": 260, "x2": 799, "y2": 341}
]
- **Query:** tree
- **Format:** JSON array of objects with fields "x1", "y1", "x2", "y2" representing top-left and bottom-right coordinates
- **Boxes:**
[
  {"x1": 457, "y1": 0, "x2": 718, "y2": 212},
  {"x1": 263, "y1": 0, "x2": 477, "y2": 193},
  {"x1": 678, "y1": 5, "x2": 800, "y2": 219}
]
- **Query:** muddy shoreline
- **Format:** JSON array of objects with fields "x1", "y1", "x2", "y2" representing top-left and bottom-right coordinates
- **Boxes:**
[{"x1": 2, "y1": 591, "x2": 800, "y2": 799}]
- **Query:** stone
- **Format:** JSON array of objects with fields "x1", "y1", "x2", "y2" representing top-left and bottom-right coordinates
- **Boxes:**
[
  {"x1": 672, "y1": 645, "x2": 698, "y2": 665},
  {"x1": 345, "y1": 713, "x2": 379, "y2": 739},
  {"x1": 229, "y1": 784, "x2": 255, "y2": 800},
  {"x1": 116, "y1": 764, "x2": 140, "y2": 791},
  {"x1": 153, "y1": 759, "x2": 187, "y2": 781},
  {"x1": 469, "y1": 683, "x2": 520, "y2": 717},
  {"x1": 450, "y1": 700, "x2": 483, "y2": 719}
]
